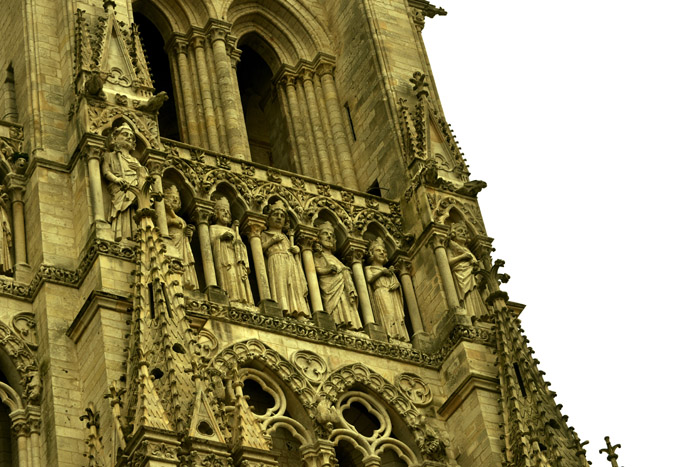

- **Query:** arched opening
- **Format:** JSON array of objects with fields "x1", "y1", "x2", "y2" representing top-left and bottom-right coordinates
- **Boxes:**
[
  {"x1": 236, "y1": 38, "x2": 293, "y2": 171},
  {"x1": 335, "y1": 439, "x2": 364, "y2": 467},
  {"x1": 133, "y1": 12, "x2": 180, "y2": 141}
]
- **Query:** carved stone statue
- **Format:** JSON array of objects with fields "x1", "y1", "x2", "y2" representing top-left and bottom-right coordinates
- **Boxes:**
[
  {"x1": 210, "y1": 197, "x2": 253, "y2": 304},
  {"x1": 446, "y1": 222, "x2": 487, "y2": 317},
  {"x1": 261, "y1": 201, "x2": 309, "y2": 318},
  {"x1": 163, "y1": 185, "x2": 197, "y2": 290},
  {"x1": 101, "y1": 122, "x2": 148, "y2": 241},
  {"x1": 0, "y1": 198, "x2": 12, "y2": 275},
  {"x1": 314, "y1": 222, "x2": 361, "y2": 330},
  {"x1": 365, "y1": 238, "x2": 408, "y2": 341}
]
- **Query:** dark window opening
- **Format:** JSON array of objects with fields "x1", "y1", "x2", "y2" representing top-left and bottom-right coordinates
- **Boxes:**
[
  {"x1": 241, "y1": 378, "x2": 275, "y2": 416},
  {"x1": 335, "y1": 440, "x2": 363, "y2": 467},
  {"x1": 513, "y1": 363, "x2": 527, "y2": 397},
  {"x1": 133, "y1": 13, "x2": 180, "y2": 141},
  {"x1": 344, "y1": 103, "x2": 356, "y2": 141},
  {"x1": 342, "y1": 401, "x2": 381, "y2": 437},
  {"x1": 237, "y1": 42, "x2": 293, "y2": 171}
]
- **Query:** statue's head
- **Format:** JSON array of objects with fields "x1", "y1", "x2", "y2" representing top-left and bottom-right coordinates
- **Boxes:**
[
  {"x1": 213, "y1": 196, "x2": 232, "y2": 226},
  {"x1": 448, "y1": 221, "x2": 470, "y2": 245},
  {"x1": 266, "y1": 200, "x2": 288, "y2": 230},
  {"x1": 110, "y1": 122, "x2": 136, "y2": 152},
  {"x1": 368, "y1": 237, "x2": 388, "y2": 265},
  {"x1": 163, "y1": 185, "x2": 181, "y2": 212},
  {"x1": 317, "y1": 221, "x2": 336, "y2": 251}
]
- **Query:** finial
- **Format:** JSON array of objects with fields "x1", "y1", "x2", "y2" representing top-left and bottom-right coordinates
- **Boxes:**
[
  {"x1": 598, "y1": 436, "x2": 621, "y2": 467},
  {"x1": 410, "y1": 71, "x2": 430, "y2": 99}
]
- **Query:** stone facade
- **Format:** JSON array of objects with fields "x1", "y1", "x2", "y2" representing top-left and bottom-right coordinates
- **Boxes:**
[{"x1": 0, "y1": 0, "x2": 594, "y2": 466}]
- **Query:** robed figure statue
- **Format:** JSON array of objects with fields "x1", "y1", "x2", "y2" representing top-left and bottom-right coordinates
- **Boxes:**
[
  {"x1": 163, "y1": 184, "x2": 198, "y2": 290},
  {"x1": 365, "y1": 238, "x2": 408, "y2": 341},
  {"x1": 446, "y1": 222, "x2": 488, "y2": 317},
  {"x1": 102, "y1": 122, "x2": 148, "y2": 242},
  {"x1": 210, "y1": 197, "x2": 253, "y2": 304},
  {"x1": 314, "y1": 222, "x2": 362, "y2": 330}
]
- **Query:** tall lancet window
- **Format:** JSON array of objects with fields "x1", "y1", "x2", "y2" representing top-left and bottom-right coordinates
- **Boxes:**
[
  {"x1": 133, "y1": 13, "x2": 180, "y2": 141},
  {"x1": 237, "y1": 38, "x2": 293, "y2": 171}
]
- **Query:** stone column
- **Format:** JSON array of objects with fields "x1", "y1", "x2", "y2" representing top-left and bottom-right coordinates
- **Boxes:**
[
  {"x1": 5, "y1": 175, "x2": 27, "y2": 275},
  {"x1": 276, "y1": 80, "x2": 302, "y2": 172},
  {"x1": 317, "y1": 61, "x2": 359, "y2": 190},
  {"x1": 241, "y1": 214, "x2": 271, "y2": 301},
  {"x1": 27, "y1": 412, "x2": 40, "y2": 467},
  {"x1": 81, "y1": 140, "x2": 106, "y2": 223},
  {"x1": 190, "y1": 32, "x2": 221, "y2": 152},
  {"x1": 395, "y1": 257, "x2": 424, "y2": 334},
  {"x1": 313, "y1": 72, "x2": 341, "y2": 179},
  {"x1": 143, "y1": 151, "x2": 168, "y2": 237},
  {"x1": 193, "y1": 204, "x2": 217, "y2": 288},
  {"x1": 296, "y1": 77, "x2": 321, "y2": 178},
  {"x1": 9, "y1": 413, "x2": 29, "y2": 467},
  {"x1": 207, "y1": 20, "x2": 240, "y2": 157},
  {"x1": 281, "y1": 73, "x2": 312, "y2": 176},
  {"x1": 226, "y1": 43, "x2": 251, "y2": 160},
  {"x1": 343, "y1": 241, "x2": 387, "y2": 342},
  {"x1": 167, "y1": 34, "x2": 201, "y2": 147},
  {"x1": 296, "y1": 227, "x2": 323, "y2": 313},
  {"x1": 301, "y1": 69, "x2": 333, "y2": 181},
  {"x1": 300, "y1": 440, "x2": 338, "y2": 467},
  {"x1": 432, "y1": 232, "x2": 460, "y2": 310},
  {"x1": 167, "y1": 49, "x2": 189, "y2": 142}
]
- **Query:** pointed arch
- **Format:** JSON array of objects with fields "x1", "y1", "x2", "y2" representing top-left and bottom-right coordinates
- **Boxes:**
[
  {"x1": 210, "y1": 338, "x2": 315, "y2": 409},
  {"x1": 132, "y1": 0, "x2": 214, "y2": 35},
  {"x1": 227, "y1": 0, "x2": 333, "y2": 67},
  {"x1": 0, "y1": 320, "x2": 39, "y2": 405}
]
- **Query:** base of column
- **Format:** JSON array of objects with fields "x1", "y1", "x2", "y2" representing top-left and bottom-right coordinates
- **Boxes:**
[
  {"x1": 13, "y1": 263, "x2": 31, "y2": 283},
  {"x1": 411, "y1": 331, "x2": 433, "y2": 352},
  {"x1": 313, "y1": 311, "x2": 336, "y2": 331},
  {"x1": 364, "y1": 323, "x2": 388, "y2": 342},
  {"x1": 258, "y1": 299, "x2": 283, "y2": 318},
  {"x1": 206, "y1": 286, "x2": 229, "y2": 305}
]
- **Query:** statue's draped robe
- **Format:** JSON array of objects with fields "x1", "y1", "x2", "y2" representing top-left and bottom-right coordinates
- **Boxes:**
[
  {"x1": 167, "y1": 213, "x2": 198, "y2": 290},
  {"x1": 316, "y1": 251, "x2": 362, "y2": 330},
  {"x1": 447, "y1": 241, "x2": 487, "y2": 317},
  {"x1": 103, "y1": 149, "x2": 147, "y2": 241},
  {"x1": 366, "y1": 265, "x2": 408, "y2": 340},
  {"x1": 210, "y1": 223, "x2": 253, "y2": 303},
  {"x1": 262, "y1": 230, "x2": 309, "y2": 318}
]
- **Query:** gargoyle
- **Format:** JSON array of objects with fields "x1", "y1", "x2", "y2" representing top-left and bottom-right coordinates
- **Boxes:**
[
  {"x1": 84, "y1": 72, "x2": 106, "y2": 99},
  {"x1": 137, "y1": 91, "x2": 169, "y2": 113}
]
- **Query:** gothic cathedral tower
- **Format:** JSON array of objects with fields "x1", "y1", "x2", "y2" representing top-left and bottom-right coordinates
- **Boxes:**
[{"x1": 0, "y1": 0, "x2": 596, "y2": 466}]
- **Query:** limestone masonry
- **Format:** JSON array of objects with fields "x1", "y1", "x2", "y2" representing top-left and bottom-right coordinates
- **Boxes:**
[{"x1": 0, "y1": 0, "x2": 608, "y2": 466}]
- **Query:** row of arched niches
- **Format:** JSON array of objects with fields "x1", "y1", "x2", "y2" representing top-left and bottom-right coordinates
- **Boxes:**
[{"x1": 84, "y1": 118, "x2": 489, "y2": 346}]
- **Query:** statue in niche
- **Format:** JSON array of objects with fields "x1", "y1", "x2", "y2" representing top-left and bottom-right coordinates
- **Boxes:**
[
  {"x1": 163, "y1": 184, "x2": 197, "y2": 290},
  {"x1": 261, "y1": 201, "x2": 309, "y2": 318},
  {"x1": 365, "y1": 238, "x2": 409, "y2": 341},
  {"x1": 0, "y1": 195, "x2": 12, "y2": 275},
  {"x1": 314, "y1": 222, "x2": 362, "y2": 330},
  {"x1": 102, "y1": 122, "x2": 148, "y2": 241},
  {"x1": 447, "y1": 222, "x2": 488, "y2": 317},
  {"x1": 210, "y1": 196, "x2": 253, "y2": 304}
]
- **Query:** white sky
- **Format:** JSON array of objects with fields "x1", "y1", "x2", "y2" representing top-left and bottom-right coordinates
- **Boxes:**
[{"x1": 422, "y1": 1, "x2": 700, "y2": 465}]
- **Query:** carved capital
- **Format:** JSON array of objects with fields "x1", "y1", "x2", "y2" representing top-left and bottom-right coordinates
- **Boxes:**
[
  {"x1": 225, "y1": 42, "x2": 242, "y2": 64},
  {"x1": 295, "y1": 225, "x2": 318, "y2": 251},
  {"x1": 189, "y1": 32, "x2": 207, "y2": 49},
  {"x1": 167, "y1": 34, "x2": 189, "y2": 56},
  {"x1": 316, "y1": 61, "x2": 335, "y2": 77},
  {"x1": 279, "y1": 71, "x2": 299, "y2": 88},
  {"x1": 142, "y1": 149, "x2": 167, "y2": 177},
  {"x1": 429, "y1": 232, "x2": 449, "y2": 250},
  {"x1": 240, "y1": 213, "x2": 267, "y2": 238},
  {"x1": 192, "y1": 205, "x2": 214, "y2": 225},
  {"x1": 341, "y1": 239, "x2": 369, "y2": 265},
  {"x1": 206, "y1": 19, "x2": 231, "y2": 44},
  {"x1": 4, "y1": 174, "x2": 26, "y2": 202},
  {"x1": 77, "y1": 134, "x2": 107, "y2": 163},
  {"x1": 394, "y1": 256, "x2": 413, "y2": 276},
  {"x1": 300, "y1": 67, "x2": 315, "y2": 83}
]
